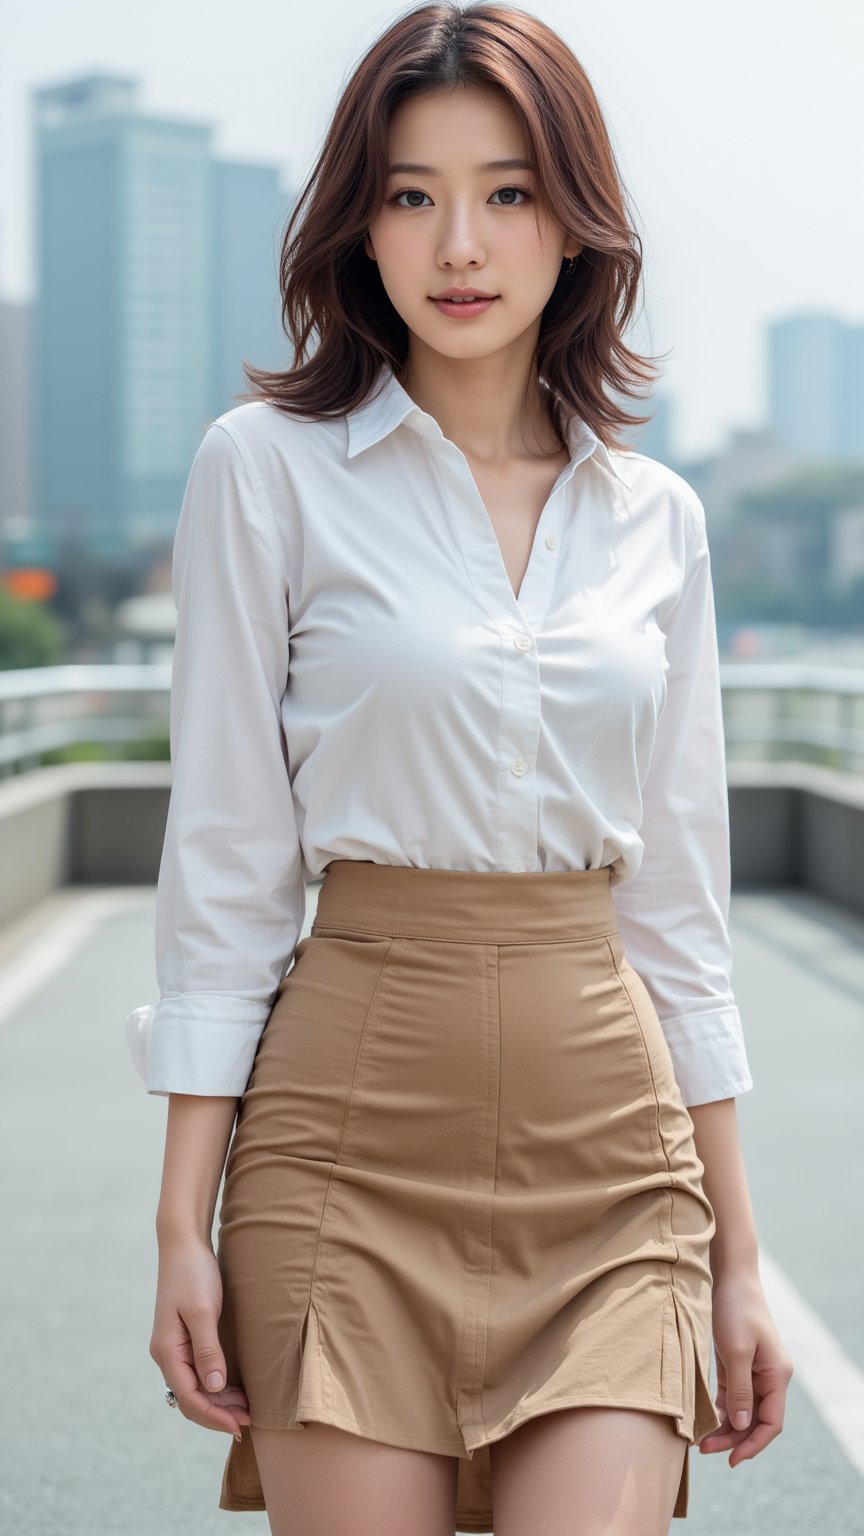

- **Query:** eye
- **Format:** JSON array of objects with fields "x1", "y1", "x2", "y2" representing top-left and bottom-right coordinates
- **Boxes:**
[
  {"x1": 387, "y1": 184, "x2": 533, "y2": 209},
  {"x1": 388, "y1": 188, "x2": 430, "y2": 209},
  {"x1": 490, "y1": 185, "x2": 532, "y2": 207}
]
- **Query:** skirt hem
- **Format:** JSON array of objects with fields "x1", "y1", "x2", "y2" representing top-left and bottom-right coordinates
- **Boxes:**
[
  {"x1": 218, "y1": 1228, "x2": 719, "y2": 1525},
  {"x1": 218, "y1": 1390, "x2": 697, "y2": 1520}
]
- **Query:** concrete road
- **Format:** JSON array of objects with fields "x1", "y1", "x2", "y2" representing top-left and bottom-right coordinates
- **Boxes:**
[{"x1": 0, "y1": 880, "x2": 861, "y2": 1534}]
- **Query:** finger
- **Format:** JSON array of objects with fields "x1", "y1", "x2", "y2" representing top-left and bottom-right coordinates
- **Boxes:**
[
  {"x1": 729, "y1": 1387, "x2": 786, "y2": 1465},
  {"x1": 723, "y1": 1344, "x2": 756, "y2": 1432},
  {"x1": 203, "y1": 1387, "x2": 253, "y2": 1418},
  {"x1": 163, "y1": 1352, "x2": 250, "y2": 1436},
  {"x1": 185, "y1": 1311, "x2": 230, "y2": 1394},
  {"x1": 186, "y1": 1383, "x2": 253, "y2": 1435},
  {"x1": 205, "y1": 1385, "x2": 250, "y2": 1408},
  {"x1": 697, "y1": 1414, "x2": 747, "y2": 1454}
]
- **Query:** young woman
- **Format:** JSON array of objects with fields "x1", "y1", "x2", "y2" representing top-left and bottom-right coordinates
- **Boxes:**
[{"x1": 126, "y1": 4, "x2": 793, "y2": 1532}]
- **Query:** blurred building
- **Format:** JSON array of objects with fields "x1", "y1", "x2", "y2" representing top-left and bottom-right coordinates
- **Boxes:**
[
  {"x1": 829, "y1": 505, "x2": 864, "y2": 595},
  {"x1": 613, "y1": 389, "x2": 674, "y2": 467},
  {"x1": 676, "y1": 425, "x2": 797, "y2": 530},
  {"x1": 212, "y1": 160, "x2": 289, "y2": 424},
  {"x1": 768, "y1": 312, "x2": 864, "y2": 462},
  {"x1": 29, "y1": 72, "x2": 293, "y2": 568},
  {"x1": 0, "y1": 297, "x2": 31, "y2": 536}
]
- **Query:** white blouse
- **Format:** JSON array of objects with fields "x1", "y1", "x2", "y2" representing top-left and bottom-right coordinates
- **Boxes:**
[{"x1": 124, "y1": 362, "x2": 754, "y2": 1108}]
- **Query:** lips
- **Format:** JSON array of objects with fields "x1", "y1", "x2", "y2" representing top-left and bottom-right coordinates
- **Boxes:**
[
  {"x1": 429, "y1": 295, "x2": 499, "y2": 320},
  {"x1": 431, "y1": 291, "x2": 498, "y2": 301},
  {"x1": 429, "y1": 293, "x2": 499, "y2": 319}
]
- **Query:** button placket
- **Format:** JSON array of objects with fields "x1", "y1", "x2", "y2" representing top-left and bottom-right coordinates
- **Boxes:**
[
  {"x1": 429, "y1": 438, "x2": 583, "y2": 874},
  {"x1": 497, "y1": 617, "x2": 542, "y2": 871}
]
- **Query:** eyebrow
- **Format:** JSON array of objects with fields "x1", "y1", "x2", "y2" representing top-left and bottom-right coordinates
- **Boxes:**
[{"x1": 387, "y1": 157, "x2": 535, "y2": 176}]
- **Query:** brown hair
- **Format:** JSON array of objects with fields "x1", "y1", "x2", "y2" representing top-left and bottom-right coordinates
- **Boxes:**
[{"x1": 236, "y1": 0, "x2": 667, "y2": 452}]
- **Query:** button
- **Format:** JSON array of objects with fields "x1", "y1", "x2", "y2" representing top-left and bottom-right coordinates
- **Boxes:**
[
  {"x1": 510, "y1": 858, "x2": 526, "y2": 872},
  {"x1": 510, "y1": 759, "x2": 528, "y2": 776},
  {"x1": 512, "y1": 634, "x2": 532, "y2": 651},
  {"x1": 545, "y1": 533, "x2": 557, "y2": 550}
]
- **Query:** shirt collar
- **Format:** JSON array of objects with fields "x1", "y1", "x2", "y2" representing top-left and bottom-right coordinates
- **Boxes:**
[{"x1": 346, "y1": 364, "x2": 634, "y2": 490}]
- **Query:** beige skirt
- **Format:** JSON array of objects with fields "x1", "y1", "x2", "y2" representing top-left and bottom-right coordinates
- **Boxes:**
[{"x1": 215, "y1": 859, "x2": 722, "y2": 1528}]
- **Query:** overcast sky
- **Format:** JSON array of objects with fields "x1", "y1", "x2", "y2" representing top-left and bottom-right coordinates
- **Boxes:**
[{"x1": 2, "y1": 0, "x2": 861, "y2": 458}]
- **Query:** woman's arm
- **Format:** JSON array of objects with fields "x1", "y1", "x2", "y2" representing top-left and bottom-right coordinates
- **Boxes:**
[
  {"x1": 155, "y1": 1094, "x2": 240, "y2": 1243},
  {"x1": 136, "y1": 419, "x2": 305, "y2": 1441},
  {"x1": 689, "y1": 1096, "x2": 794, "y2": 1463},
  {"x1": 150, "y1": 1093, "x2": 252, "y2": 1441},
  {"x1": 609, "y1": 489, "x2": 753, "y2": 1108},
  {"x1": 126, "y1": 419, "x2": 306, "y2": 1099},
  {"x1": 688, "y1": 1097, "x2": 758, "y2": 1278},
  {"x1": 610, "y1": 486, "x2": 792, "y2": 1461}
]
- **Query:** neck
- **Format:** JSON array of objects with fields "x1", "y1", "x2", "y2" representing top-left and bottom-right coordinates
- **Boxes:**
[{"x1": 395, "y1": 355, "x2": 564, "y2": 465}]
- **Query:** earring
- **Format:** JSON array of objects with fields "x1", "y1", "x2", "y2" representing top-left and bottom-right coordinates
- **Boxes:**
[{"x1": 566, "y1": 255, "x2": 578, "y2": 276}]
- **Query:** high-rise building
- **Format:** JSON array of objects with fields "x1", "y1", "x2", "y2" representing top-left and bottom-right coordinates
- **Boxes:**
[
  {"x1": 31, "y1": 72, "x2": 290, "y2": 564},
  {"x1": 839, "y1": 322, "x2": 864, "y2": 461},
  {"x1": 211, "y1": 159, "x2": 294, "y2": 423},
  {"x1": 768, "y1": 312, "x2": 863, "y2": 462},
  {"x1": 616, "y1": 390, "x2": 674, "y2": 466},
  {"x1": 0, "y1": 297, "x2": 32, "y2": 537}
]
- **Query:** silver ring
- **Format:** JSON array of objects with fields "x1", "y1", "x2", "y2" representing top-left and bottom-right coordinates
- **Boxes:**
[{"x1": 165, "y1": 1387, "x2": 179, "y2": 1408}]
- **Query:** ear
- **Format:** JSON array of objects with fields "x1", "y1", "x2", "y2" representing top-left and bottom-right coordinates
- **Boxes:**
[
  {"x1": 564, "y1": 242, "x2": 583, "y2": 263},
  {"x1": 363, "y1": 232, "x2": 377, "y2": 262}
]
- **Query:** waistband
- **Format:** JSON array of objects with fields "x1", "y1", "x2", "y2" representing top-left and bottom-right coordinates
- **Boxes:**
[{"x1": 313, "y1": 860, "x2": 620, "y2": 944}]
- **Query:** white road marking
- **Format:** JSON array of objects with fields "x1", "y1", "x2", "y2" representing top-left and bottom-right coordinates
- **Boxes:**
[
  {"x1": 741, "y1": 1243, "x2": 864, "y2": 1476},
  {"x1": 0, "y1": 887, "x2": 153, "y2": 1028}
]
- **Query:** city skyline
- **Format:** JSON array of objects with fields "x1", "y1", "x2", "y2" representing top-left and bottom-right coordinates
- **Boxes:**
[{"x1": 3, "y1": 0, "x2": 862, "y2": 459}]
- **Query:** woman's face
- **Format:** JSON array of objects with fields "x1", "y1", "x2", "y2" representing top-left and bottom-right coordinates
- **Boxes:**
[{"x1": 364, "y1": 84, "x2": 580, "y2": 363}]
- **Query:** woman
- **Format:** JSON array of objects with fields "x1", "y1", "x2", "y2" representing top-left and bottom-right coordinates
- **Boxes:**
[{"x1": 126, "y1": 4, "x2": 793, "y2": 1532}]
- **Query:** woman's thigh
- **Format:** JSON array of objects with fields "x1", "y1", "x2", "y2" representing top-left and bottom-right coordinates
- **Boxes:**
[
  {"x1": 249, "y1": 1421, "x2": 460, "y2": 1536},
  {"x1": 489, "y1": 1405, "x2": 688, "y2": 1536}
]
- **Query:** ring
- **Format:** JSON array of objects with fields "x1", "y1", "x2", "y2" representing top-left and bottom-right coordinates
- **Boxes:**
[{"x1": 165, "y1": 1387, "x2": 179, "y2": 1408}]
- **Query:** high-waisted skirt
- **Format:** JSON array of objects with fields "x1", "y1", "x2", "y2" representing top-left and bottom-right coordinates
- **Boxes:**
[{"x1": 215, "y1": 860, "x2": 723, "y2": 1529}]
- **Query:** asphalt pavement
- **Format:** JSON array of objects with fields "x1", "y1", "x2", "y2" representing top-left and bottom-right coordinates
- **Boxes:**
[{"x1": 0, "y1": 879, "x2": 861, "y2": 1534}]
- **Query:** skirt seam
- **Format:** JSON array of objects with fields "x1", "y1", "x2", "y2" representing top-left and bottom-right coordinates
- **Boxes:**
[
  {"x1": 456, "y1": 944, "x2": 496, "y2": 1443},
  {"x1": 301, "y1": 1169, "x2": 337, "y2": 1417},
  {"x1": 312, "y1": 924, "x2": 620, "y2": 944},
  {"x1": 312, "y1": 935, "x2": 397, "y2": 1416},
  {"x1": 336, "y1": 936, "x2": 396, "y2": 1163},
  {"x1": 604, "y1": 937, "x2": 674, "y2": 1177}
]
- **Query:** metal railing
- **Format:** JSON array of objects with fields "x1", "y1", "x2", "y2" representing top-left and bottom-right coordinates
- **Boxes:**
[
  {"x1": 719, "y1": 662, "x2": 864, "y2": 773},
  {"x1": 2, "y1": 660, "x2": 864, "y2": 779},
  {"x1": 0, "y1": 663, "x2": 172, "y2": 776}
]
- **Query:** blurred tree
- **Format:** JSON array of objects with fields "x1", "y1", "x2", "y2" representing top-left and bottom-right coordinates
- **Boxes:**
[{"x1": 0, "y1": 588, "x2": 69, "y2": 669}]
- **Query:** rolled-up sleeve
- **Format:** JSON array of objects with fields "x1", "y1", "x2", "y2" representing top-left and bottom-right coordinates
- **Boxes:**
[
  {"x1": 610, "y1": 493, "x2": 754, "y2": 1108},
  {"x1": 124, "y1": 420, "x2": 306, "y2": 1097}
]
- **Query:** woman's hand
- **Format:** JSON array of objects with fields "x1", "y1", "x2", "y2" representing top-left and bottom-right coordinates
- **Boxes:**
[
  {"x1": 700, "y1": 1270, "x2": 794, "y2": 1467},
  {"x1": 150, "y1": 1234, "x2": 252, "y2": 1439}
]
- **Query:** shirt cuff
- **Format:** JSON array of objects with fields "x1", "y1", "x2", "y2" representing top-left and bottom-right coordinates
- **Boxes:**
[
  {"x1": 658, "y1": 1005, "x2": 755, "y2": 1108},
  {"x1": 124, "y1": 994, "x2": 273, "y2": 1097}
]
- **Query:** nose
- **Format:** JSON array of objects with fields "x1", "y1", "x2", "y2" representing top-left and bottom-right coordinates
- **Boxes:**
[{"x1": 435, "y1": 204, "x2": 487, "y2": 272}]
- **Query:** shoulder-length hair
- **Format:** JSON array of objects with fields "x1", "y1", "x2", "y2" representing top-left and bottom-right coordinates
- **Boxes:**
[{"x1": 237, "y1": 0, "x2": 666, "y2": 452}]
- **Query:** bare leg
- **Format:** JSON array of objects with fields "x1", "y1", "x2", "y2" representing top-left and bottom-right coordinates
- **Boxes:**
[
  {"x1": 249, "y1": 1421, "x2": 460, "y2": 1536},
  {"x1": 489, "y1": 1405, "x2": 688, "y2": 1536}
]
